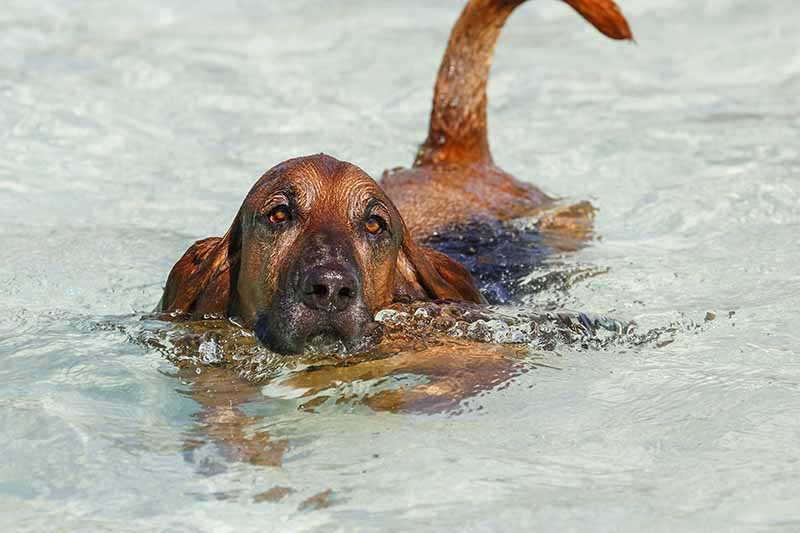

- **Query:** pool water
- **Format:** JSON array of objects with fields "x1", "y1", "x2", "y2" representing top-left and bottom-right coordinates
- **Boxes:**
[{"x1": 2, "y1": 1, "x2": 799, "y2": 531}]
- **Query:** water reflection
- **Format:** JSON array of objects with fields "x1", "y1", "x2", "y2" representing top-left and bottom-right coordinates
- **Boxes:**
[{"x1": 91, "y1": 295, "x2": 679, "y2": 471}]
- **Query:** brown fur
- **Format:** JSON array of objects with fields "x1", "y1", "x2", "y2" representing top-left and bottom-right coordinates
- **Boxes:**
[
  {"x1": 160, "y1": 155, "x2": 483, "y2": 324},
  {"x1": 385, "y1": 0, "x2": 631, "y2": 238},
  {"x1": 159, "y1": 0, "x2": 632, "y2": 341}
]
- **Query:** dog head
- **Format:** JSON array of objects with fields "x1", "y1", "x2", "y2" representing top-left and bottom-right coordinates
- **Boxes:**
[{"x1": 160, "y1": 154, "x2": 482, "y2": 353}]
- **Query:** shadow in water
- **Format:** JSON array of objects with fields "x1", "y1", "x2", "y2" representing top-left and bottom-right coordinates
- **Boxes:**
[
  {"x1": 96, "y1": 297, "x2": 680, "y2": 472},
  {"x1": 94, "y1": 202, "x2": 681, "y2": 473}
]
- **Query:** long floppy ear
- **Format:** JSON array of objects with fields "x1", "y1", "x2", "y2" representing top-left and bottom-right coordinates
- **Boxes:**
[
  {"x1": 159, "y1": 216, "x2": 241, "y2": 318},
  {"x1": 394, "y1": 234, "x2": 485, "y2": 304}
]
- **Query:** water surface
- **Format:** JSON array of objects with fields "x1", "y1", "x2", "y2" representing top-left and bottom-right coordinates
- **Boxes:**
[{"x1": 2, "y1": 1, "x2": 799, "y2": 531}]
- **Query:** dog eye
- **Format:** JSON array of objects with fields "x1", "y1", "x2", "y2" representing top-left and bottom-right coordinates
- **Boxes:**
[
  {"x1": 269, "y1": 205, "x2": 290, "y2": 224},
  {"x1": 365, "y1": 215, "x2": 387, "y2": 235}
]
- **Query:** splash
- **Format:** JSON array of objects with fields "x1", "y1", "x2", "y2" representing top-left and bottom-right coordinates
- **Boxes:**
[{"x1": 99, "y1": 297, "x2": 678, "y2": 386}]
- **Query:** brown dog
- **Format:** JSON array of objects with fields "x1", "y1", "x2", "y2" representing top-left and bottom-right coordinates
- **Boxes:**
[{"x1": 159, "y1": 0, "x2": 632, "y2": 354}]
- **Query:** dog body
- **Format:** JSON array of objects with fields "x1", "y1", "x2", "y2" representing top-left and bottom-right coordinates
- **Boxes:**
[{"x1": 159, "y1": 0, "x2": 632, "y2": 353}]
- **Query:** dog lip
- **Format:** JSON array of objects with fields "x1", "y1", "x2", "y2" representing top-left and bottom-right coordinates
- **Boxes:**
[
  {"x1": 255, "y1": 303, "x2": 373, "y2": 354},
  {"x1": 303, "y1": 327, "x2": 343, "y2": 348}
]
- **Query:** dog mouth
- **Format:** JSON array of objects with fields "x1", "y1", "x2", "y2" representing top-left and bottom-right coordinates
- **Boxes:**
[
  {"x1": 304, "y1": 326, "x2": 347, "y2": 352},
  {"x1": 254, "y1": 308, "x2": 376, "y2": 355}
]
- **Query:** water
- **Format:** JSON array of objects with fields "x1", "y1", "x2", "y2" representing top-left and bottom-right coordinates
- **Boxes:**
[{"x1": 2, "y1": 0, "x2": 799, "y2": 531}]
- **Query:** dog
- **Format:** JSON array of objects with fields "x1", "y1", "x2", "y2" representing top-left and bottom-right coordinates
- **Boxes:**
[{"x1": 159, "y1": 0, "x2": 632, "y2": 354}]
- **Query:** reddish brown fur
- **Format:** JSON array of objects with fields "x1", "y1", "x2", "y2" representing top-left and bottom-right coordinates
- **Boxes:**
[
  {"x1": 385, "y1": 0, "x2": 632, "y2": 238},
  {"x1": 159, "y1": 0, "x2": 632, "y2": 340},
  {"x1": 160, "y1": 155, "x2": 483, "y2": 325}
]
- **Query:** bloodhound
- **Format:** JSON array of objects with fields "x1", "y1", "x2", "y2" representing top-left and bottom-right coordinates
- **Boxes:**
[{"x1": 159, "y1": 0, "x2": 633, "y2": 355}]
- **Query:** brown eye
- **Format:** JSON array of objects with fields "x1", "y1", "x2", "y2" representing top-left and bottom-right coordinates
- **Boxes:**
[
  {"x1": 365, "y1": 215, "x2": 386, "y2": 235},
  {"x1": 268, "y1": 205, "x2": 290, "y2": 224}
]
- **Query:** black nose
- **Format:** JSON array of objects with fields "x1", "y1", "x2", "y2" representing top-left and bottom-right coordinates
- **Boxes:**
[{"x1": 300, "y1": 266, "x2": 359, "y2": 312}]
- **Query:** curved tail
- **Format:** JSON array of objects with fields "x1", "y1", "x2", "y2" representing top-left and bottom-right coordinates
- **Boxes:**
[{"x1": 413, "y1": 0, "x2": 633, "y2": 167}]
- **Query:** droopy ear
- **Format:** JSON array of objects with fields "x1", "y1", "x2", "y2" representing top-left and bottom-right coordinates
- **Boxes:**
[
  {"x1": 159, "y1": 216, "x2": 241, "y2": 318},
  {"x1": 394, "y1": 235, "x2": 484, "y2": 304}
]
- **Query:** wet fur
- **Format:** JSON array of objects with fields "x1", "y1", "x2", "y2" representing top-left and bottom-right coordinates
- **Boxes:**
[
  {"x1": 152, "y1": 0, "x2": 635, "y2": 467},
  {"x1": 159, "y1": 0, "x2": 632, "y2": 351}
]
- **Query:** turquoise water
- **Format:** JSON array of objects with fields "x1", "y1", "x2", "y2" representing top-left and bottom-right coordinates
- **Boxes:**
[{"x1": 2, "y1": 1, "x2": 799, "y2": 531}]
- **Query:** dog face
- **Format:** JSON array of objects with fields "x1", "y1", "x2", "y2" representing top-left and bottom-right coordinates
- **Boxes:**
[
  {"x1": 235, "y1": 155, "x2": 405, "y2": 353},
  {"x1": 160, "y1": 154, "x2": 482, "y2": 354}
]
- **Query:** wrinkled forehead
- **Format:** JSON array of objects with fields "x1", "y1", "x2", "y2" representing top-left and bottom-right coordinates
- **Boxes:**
[{"x1": 242, "y1": 155, "x2": 390, "y2": 216}]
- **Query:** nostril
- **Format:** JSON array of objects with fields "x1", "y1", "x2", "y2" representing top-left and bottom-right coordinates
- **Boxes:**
[
  {"x1": 300, "y1": 266, "x2": 359, "y2": 312},
  {"x1": 311, "y1": 284, "x2": 328, "y2": 297},
  {"x1": 338, "y1": 286, "x2": 353, "y2": 299}
]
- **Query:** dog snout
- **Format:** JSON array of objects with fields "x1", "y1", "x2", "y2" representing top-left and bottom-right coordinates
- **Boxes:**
[{"x1": 300, "y1": 265, "x2": 359, "y2": 312}]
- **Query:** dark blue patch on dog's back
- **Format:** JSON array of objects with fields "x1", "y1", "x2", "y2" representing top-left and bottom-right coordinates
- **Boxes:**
[{"x1": 422, "y1": 219, "x2": 549, "y2": 304}]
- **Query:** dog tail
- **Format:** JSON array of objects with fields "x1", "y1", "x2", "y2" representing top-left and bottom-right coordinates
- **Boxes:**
[{"x1": 413, "y1": 0, "x2": 633, "y2": 167}]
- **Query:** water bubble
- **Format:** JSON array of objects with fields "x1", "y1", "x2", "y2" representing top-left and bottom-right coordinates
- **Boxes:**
[
  {"x1": 413, "y1": 308, "x2": 430, "y2": 320},
  {"x1": 374, "y1": 309, "x2": 398, "y2": 322},
  {"x1": 374, "y1": 309, "x2": 411, "y2": 327},
  {"x1": 198, "y1": 339, "x2": 222, "y2": 364}
]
